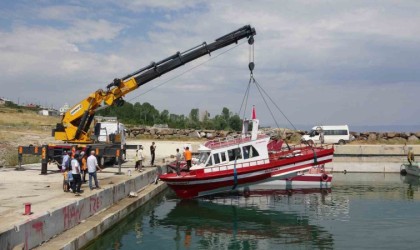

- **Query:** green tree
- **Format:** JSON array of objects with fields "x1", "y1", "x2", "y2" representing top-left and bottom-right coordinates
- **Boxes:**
[{"x1": 229, "y1": 114, "x2": 242, "y2": 131}]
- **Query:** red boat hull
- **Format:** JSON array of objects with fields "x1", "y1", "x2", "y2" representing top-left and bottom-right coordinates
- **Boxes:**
[{"x1": 160, "y1": 147, "x2": 334, "y2": 199}]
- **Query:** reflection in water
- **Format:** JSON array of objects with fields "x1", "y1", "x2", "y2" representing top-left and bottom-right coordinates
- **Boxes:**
[
  {"x1": 160, "y1": 188, "x2": 335, "y2": 249},
  {"x1": 403, "y1": 174, "x2": 420, "y2": 199}
]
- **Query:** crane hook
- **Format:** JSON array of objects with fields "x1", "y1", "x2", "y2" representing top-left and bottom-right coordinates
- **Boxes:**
[
  {"x1": 248, "y1": 62, "x2": 255, "y2": 72},
  {"x1": 248, "y1": 36, "x2": 254, "y2": 45}
]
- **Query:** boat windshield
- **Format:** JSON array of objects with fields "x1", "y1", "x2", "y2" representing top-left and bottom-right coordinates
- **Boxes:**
[
  {"x1": 198, "y1": 152, "x2": 210, "y2": 164},
  {"x1": 309, "y1": 130, "x2": 319, "y2": 136}
]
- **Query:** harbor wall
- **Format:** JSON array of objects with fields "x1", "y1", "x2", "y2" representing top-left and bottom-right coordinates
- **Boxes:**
[
  {"x1": 330, "y1": 145, "x2": 420, "y2": 173},
  {"x1": 0, "y1": 167, "x2": 166, "y2": 250}
]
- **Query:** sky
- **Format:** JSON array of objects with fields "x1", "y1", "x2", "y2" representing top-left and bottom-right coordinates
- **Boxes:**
[{"x1": 1, "y1": 0, "x2": 420, "y2": 132}]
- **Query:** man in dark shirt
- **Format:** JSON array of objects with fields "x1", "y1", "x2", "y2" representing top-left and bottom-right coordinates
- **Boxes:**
[{"x1": 150, "y1": 142, "x2": 156, "y2": 166}]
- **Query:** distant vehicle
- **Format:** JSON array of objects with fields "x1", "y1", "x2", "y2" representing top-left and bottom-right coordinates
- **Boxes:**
[{"x1": 301, "y1": 125, "x2": 352, "y2": 145}]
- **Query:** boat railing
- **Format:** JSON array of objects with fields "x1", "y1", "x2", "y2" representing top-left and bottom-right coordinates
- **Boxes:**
[
  {"x1": 203, "y1": 158, "x2": 271, "y2": 173},
  {"x1": 269, "y1": 143, "x2": 334, "y2": 158},
  {"x1": 204, "y1": 133, "x2": 268, "y2": 149}
]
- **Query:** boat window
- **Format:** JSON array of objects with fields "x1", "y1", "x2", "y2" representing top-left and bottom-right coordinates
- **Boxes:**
[
  {"x1": 309, "y1": 130, "x2": 319, "y2": 136},
  {"x1": 221, "y1": 152, "x2": 226, "y2": 162},
  {"x1": 198, "y1": 152, "x2": 210, "y2": 164},
  {"x1": 214, "y1": 153, "x2": 220, "y2": 164},
  {"x1": 242, "y1": 145, "x2": 259, "y2": 159},
  {"x1": 206, "y1": 156, "x2": 213, "y2": 167},
  {"x1": 228, "y1": 148, "x2": 242, "y2": 161}
]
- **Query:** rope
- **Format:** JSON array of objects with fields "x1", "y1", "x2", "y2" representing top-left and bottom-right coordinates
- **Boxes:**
[{"x1": 127, "y1": 40, "x2": 248, "y2": 103}]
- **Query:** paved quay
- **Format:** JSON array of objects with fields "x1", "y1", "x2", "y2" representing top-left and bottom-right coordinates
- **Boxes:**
[{"x1": 0, "y1": 160, "x2": 169, "y2": 250}]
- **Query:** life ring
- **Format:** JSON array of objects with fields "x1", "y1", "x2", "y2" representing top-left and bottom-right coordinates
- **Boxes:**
[{"x1": 321, "y1": 173, "x2": 329, "y2": 182}]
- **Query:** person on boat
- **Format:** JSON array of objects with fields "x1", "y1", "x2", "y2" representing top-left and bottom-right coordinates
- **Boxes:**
[
  {"x1": 175, "y1": 148, "x2": 181, "y2": 176},
  {"x1": 184, "y1": 147, "x2": 192, "y2": 171},
  {"x1": 407, "y1": 147, "x2": 415, "y2": 165}
]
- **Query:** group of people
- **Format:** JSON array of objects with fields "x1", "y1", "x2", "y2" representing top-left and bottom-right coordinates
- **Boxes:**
[
  {"x1": 133, "y1": 142, "x2": 193, "y2": 176},
  {"x1": 134, "y1": 142, "x2": 157, "y2": 172},
  {"x1": 174, "y1": 146, "x2": 192, "y2": 176},
  {"x1": 62, "y1": 150, "x2": 102, "y2": 196}
]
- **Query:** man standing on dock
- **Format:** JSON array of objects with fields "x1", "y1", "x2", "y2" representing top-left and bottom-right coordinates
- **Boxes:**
[
  {"x1": 71, "y1": 153, "x2": 82, "y2": 195},
  {"x1": 150, "y1": 142, "x2": 156, "y2": 167},
  {"x1": 408, "y1": 147, "x2": 415, "y2": 165},
  {"x1": 87, "y1": 150, "x2": 102, "y2": 190}
]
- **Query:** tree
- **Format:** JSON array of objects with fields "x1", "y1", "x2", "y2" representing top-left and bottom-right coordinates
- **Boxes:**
[
  {"x1": 229, "y1": 114, "x2": 242, "y2": 131},
  {"x1": 189, "y1": 108, "x2": 199, "y2": 123},
  {"x1": 160, "y1": 109, "x2": 169, "y2": 124},
  {"x1": 222, "y1": 107, "x2": 230, "y2": 122}
]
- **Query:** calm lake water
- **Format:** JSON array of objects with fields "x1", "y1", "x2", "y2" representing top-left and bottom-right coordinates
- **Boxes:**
[{"x1": 84, "y1": 173, "x2": 420, "y2": 250}]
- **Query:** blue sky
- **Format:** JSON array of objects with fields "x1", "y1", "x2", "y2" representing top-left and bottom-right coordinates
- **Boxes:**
[{"x1": 1, "y1": 0, "x2": 420, "y2": 131}]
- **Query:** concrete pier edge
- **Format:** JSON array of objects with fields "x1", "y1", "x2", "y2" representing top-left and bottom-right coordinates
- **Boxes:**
[
  {"x1": 36, "y1": 182, "x2": 167, "y2": 250},
  {"x1": 0, "y1": 167, "x2": 168, "y2": 250}
]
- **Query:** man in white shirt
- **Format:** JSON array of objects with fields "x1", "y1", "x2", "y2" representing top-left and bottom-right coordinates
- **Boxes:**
[
  {"x1": 62, "y1": 151, "x2": 71, "y2": 172},
  {"x1": 135, "y1": 146, "x2": 144, "y2": 172},
  {"x1": 71, "y1": 153, "x2": 82, "y2": 195},
  {"x1": 87, "y1": 150, "x2": 102, "y2": 190}
]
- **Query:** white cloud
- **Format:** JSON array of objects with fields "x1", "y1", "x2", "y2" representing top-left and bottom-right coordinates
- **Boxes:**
[{"x1": 1, "y1": 0, "x2": 420, "y2": 129}]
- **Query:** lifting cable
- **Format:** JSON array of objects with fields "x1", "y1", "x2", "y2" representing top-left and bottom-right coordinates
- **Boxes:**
[
  {"x1": 126, "y1": 40, "x2": 248, "y2": 103},
  {"x1": 237, "y1": 41, "x2": 303, "y2": 150}
]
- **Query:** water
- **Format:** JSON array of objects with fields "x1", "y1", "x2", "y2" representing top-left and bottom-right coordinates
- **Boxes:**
[{"x1": 84, "y1": 173, "x2": 420, "y2": 250}]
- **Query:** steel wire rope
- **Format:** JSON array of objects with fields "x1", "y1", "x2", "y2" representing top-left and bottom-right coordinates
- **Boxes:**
[
  {"x1": 252, "y1": 77, "x2": 311, "y2": 147},
  {"x1": 126, "y1": 40, "x2": 248, "y2": 103},
  {"x1": 252, "y1": 77, "x2": 298, "y2": 131}
]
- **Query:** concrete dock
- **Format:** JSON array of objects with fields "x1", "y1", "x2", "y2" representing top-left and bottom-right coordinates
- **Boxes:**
[
  {"x1": 0, "y1": 161, "x2": 168, "y2": 250},
  {"x1": 331, "y1": 144, "x2": 420, "y2": 173}
]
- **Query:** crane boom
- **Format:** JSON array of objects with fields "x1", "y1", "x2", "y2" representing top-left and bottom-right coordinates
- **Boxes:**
[{"x1": 54, "y1": 25, "x2": 256, "y2": 143}]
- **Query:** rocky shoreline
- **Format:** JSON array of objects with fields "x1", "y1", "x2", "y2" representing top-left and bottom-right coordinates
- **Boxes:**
[{"x1": 127, "y1": 127, "x2": 420, "y2": 144}]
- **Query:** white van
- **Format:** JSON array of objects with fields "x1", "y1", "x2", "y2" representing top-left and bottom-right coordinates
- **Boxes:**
[{"x1": 301, "y1": 125, "x2": 352, "y2": 145}]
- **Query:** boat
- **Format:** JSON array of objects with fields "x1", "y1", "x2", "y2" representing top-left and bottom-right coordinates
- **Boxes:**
[
  {"x1": 159, "y1": 107, "x2": 334, "y2": 199},
  {"x1": 400, "y1": 162, "x2": 420, "y2": 176},
  {"x1": 257, "y1": 164, "x2": 333, "y2": 189}
]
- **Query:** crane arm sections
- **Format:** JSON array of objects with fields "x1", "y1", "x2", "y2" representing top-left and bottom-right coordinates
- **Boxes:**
[{"x1": 54, "y1": 25, "x2": 256, "y2": 143}]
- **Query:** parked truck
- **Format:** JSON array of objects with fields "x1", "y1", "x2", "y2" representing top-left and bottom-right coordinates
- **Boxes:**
[{"x1": 17, "y1": 25, "x2": 257, "y2": 174}]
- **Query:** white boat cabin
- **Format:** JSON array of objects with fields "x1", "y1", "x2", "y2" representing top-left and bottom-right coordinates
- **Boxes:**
[{"x1": 190, "y1": 112, "x2": 270, "y2": 171}]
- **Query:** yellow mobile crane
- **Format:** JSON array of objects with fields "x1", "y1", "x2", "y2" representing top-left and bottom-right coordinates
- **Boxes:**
[{"x1": 18, "y1": 25, "x2": 256, "y2": 174}]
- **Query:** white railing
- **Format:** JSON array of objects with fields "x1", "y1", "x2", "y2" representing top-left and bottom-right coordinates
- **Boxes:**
[{"x1": 204, "y1": 158, "x2": 270, "y2": 173}]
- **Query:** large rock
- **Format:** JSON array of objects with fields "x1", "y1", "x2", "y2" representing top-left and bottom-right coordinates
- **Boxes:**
[
  {"x1": 159, "y1": 128, "x2": 174, "y2": 135},
  {"x1": 400, "y1": 132, "x2": 411, "y2": 139},
  {"x1": 218, "y1": 130, "x2": 229, "y2": 137},
  {"x1": 368, "y1": 133, "x2": 377, "y2": 141},
  {"x1": 408, "y1": 135, "x2": 419, "y2": 142},
  {"x1": 415, "y1": 132, "x2": 420, "y2": 138},
  {"x1": 376, "y1": 132, "x2": 385, "y2": 139},
  {"x1": 386, "y1": 132, "x2": 398, "y2": 138},
  {"x1": 149, "y1": 128, "x2": 158, "y2": 135},
  {"x1": 206, "y1": 133, "x2": 215, "y2": 139},
  {"x1": 189, "y1": 131, "x2": 201, "y2": 138}
]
